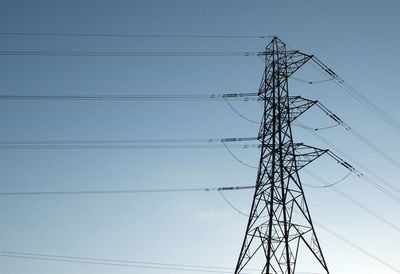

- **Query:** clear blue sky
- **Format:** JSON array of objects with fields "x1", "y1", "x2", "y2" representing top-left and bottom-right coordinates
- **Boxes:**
[{"x1": 0, "y1": 0, "x2": 399, "y2": 273}]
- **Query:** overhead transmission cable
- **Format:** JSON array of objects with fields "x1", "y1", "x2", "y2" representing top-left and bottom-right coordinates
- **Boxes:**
[
  {"x1": 224, "y1": 98, "x2": 260, "y2": 124},
  {"x1": 299, "y1": 123, "x2": 340, "y2": 132},
  {"x1": 0, "y1": 144, "x2": 260, "y2": 150},
  {"x1": 303, "y1": 169, "x2": 400, "y2": 233},
  {"x1": 218, "y1": 191, "x2": 249, "y2": 217},
  {"x1": 0, "y1": 50, "x2": 301, "y2": 57},
  {"x1": 296, "y1": 121, "x2": 400, "y2": 195},
  {"x1": 0, "y1": 136, "x2": 257, "y2": 145},
  {"x1": 290, "y1": 76, "x2": 334, "y2": 85},
  {"x1": 0, "y1": 32, "x2": 273, "y2": 39},
  {"x1": 0, "y1": 92, "x2": 258, "y2": 101},
  {"x1": 302, "y1": 170, "x2": 352, "y2": 188},
  {"x1": 222, "y1": 142, "x2": 258, "y2": 169},
  {"x1": 0, "y1": 50, "x2": 262, "y2": 57},
  {"x1": 0, "y1": 136, "x2": 258, "y2": 150},
  {"x1": 0, "y1": 250, "x2": 319, "y2": 274},
  {"x1": 313, "y1": 221, "x2": 400, "y2": 274},
  {"x1": 295, "y1": 122, "x2": 400, "y2": 204},
  {"x1": 0, "y1": 253, "x2": 234, "y2": 273},
  {"x1": 0, "y1": 250, "x2": 234, "y2": 271},
  {"x1": 310, "y1": 57, "x2": 400, "y2": 133},
  {"x1": 0, "y1": 185, "x2": 254, "y2": 197},
  {"x1": 316, "y1": 101, "x2": 400, "y2": 169}
]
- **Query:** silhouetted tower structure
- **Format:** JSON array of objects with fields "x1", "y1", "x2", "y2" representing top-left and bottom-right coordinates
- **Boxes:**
[{"x1": 235, "y1": 37, "x2": 329, "y2": 274}]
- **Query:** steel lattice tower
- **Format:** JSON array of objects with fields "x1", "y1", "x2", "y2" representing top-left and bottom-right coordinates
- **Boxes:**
[{"x1": 234, "y1": 37, "x2": 329, "y2": 274}]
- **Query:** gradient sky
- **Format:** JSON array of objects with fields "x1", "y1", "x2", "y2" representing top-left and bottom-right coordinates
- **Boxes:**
[{"x1": 0, "y1": 0, "x2": 400, "y2": 273}]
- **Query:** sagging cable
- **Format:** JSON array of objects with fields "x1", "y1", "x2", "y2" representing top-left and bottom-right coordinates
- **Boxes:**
[
  {"x1": 303, "y1": 171, "x2": 353, "y2": 188},
  {"x1": 224, "y1": 98, "x2": 260, "y2": 124},
  {"x1": 222, "y1": 142, "x2": 258, "y2": 169}
]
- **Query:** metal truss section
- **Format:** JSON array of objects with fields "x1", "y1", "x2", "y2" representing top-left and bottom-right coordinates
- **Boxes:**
[
  {"x1": 258, "y1": 49, "x2": 312, "y2": 96},
  {"x1": 261, "y1": 143, "x2": 327, "y2": 173},
  {"x1": 235, "y1": 37, "x2": 329, "y2": 274},
  {"x1": 288, "y1": 97, "x2": 317, "y2": 123},
  {"x1": 259, "y1": 96, "x2": 317, "y2": 124},
  {"x1": 294, "y1": 144, "x2": 328, "y2": 171}
]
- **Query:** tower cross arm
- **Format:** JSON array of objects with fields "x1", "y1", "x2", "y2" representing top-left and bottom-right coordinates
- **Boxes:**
[
  {"x1": 258, "y1": 50, "x2": 313, "y2": 78},
  {"x1": 287, "y1": 96, "x2": 318, "y2": 122},
  {"x1": 293, "y1": 143, "x2": 329, "y2": 171},
  {"x1": 285, "y1": 51, "x2": 313, "y2": 78}
]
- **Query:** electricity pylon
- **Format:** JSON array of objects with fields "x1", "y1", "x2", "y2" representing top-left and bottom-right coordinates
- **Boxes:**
[{"x1": 234, "y1": 37, "x2": 329, "y2": 274}]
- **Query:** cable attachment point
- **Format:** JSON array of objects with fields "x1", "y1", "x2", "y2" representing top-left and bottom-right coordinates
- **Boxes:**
[{"x1": 326, "y1": 151, "x2": 363, "y2": 177}]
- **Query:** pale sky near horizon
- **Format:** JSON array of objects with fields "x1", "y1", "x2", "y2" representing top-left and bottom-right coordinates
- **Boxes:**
[{"x1": 0, "y1": 1, "x2": 400, "y2": 273}]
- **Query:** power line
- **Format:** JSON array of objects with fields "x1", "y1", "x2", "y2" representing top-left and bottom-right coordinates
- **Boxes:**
[
  {"x1": 218, "y1": 191, "x2": 249, "y2": 217},
  {"x1": 322, "y1": 137, "x2": 400, "y2": 196},
  {"x1": 0, "y1": 145, "x2": 258, "y2": 150},
  {"x1": 0, "y1": 32, "x2": 273, "y2": 39},
  {"x1": 222, "y1": 142, "x2": 258, "y2": 169},
  {"x1": 0, "y1": 92, "x2": 258, "y2": 101},
  {"x1": 0, "y1": 137, "x2": 258, "y2": 145},
  {"x1": 0, "y1": 136, "x2": 259, "y2": 150},
  {"x1": 0, "y1": 50, "x2": 261, "y2": 57},
  {"x1": 0, "y1": 137, "x2": 258, "y2": 149},
  {"x1": 302, "y1": 170, "x2": 352, "y2": 188},
  {"x1": 311, "y1": 57, "x2": 400, "y2": 133},
  {"x1": 314, "y1": 221, "x2": 400, "y2": 273},
  {"x1": 299, "y1": 121, "x2": 400, "y2": 196},
  {"x1": 303, "y1": 169, "x2": 400, "y2": 233},
  {"x1": 0, "y1": 253, "x2": 234, "y2": 273},
  {"x1": 0, "y1": 250, "x2": 319, "y2": 274},
  {"x1": 0, "y1": 185, "x2": 254, "y2": 196},
  {"x1": 297, "y1": 121, "x2": 340, "y2": 132},
  {"x1": 299, "y1": 122, "x2": 400, "y2": 204},
  {"x1": 224, "y1": 98, "x2": 260, "y2": 124},
  {"x1": 295, "y1": 122, "x2": 400, "y2": 204},
  {"x1": 316, "y1": 102, "x2": 400, "y2": 169},
  {"x1": 290, "y1": 76, "x2": 334, "y2": 85},
  {"x1": 0, "y1": 50, "x2": 300, "y2": 57},
  {"x1": 47, "y1": 135, "x2": 255, "y2": 169},
  {"x1": 0, "y1": 250, "x2": 236, "y2": 271}
]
